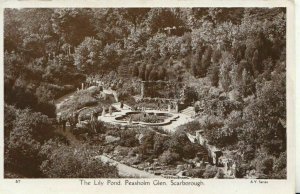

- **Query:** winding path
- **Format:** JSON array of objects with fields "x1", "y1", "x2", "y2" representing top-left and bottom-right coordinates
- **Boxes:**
[
  {"x1": 95, "y1": 155, "x2": 160, "y2": 178},
  {"x1": 55, "y1": 90, "x2": 77, "y2": 111}
]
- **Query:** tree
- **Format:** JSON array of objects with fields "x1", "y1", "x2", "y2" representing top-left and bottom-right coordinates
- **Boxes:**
[
  {"x1": 147, "y1": 9, "x2": 185, "y2": 34},
  {"x1": 208, "y1": 8, "x2": 243, "y2": 25},
  {"x1": 191, "y1": 51, "x2": 202, "y2": 77},
  {"x1": 5, "y1": 8, "x2": 54, "y2": 55},
  {"x1": 101, "y1": 42, "x2": 123, "y2": 72},
  {"x1": 91, "y1": 9, "x2": 130, "y2": 45},
  {"x1": 148, "y1": 68, "x2": 158, "y2": 81},
  {"x1": 35, "y1": 84, "x2": 55, "y2": 102},
  {"x1": 8, "y1": 84, "x2": 38, "y2": 109},
  {"x1": 201, "y1": 46, "x2": 213, "y2": 74},
  {"x1": 257, "y1": 156, "x2": 274, "y2": 176},
  {"x1": 145, "y1": 64, "x2": 153, "y2": 81},
  {"x1": 5, "y1": 108, "x2": 55, "y2": 177},
  {"x1": 14, "y1": 109, "x2": 55, "y2": 142},
  {"x1": 272, "y1": 151, "x2": 286, "y2": 178},
  {"x1": 230, "y1": 63, "x2": 244, "y2": 100},
  {"x1": 5, "y1": 128, "x2": 43, "y2": 177},
  {"x1": 138, "y1": 131, "x2": 155, "y2": 157},
  {"x1": 131, "y1": 64, "x2": 139, "y2": 77},
  {"x1": 207, "y1": 64, "x2": 219, "y2": 87},
  {"x1": 51, "y1": 9, "x2": 96, "y2": 47},
  {"x1": 159, "y1": 150, "x2": 180, "y2": 165},
  {"x1": 251, "y1": 49, "x2": 259, "y2": 76},
  {"x1": 144, "y1": 33, "x2": 167, "y2": 59},
  {"x1": 219, "y1": 62, "x2": 231, "y2": 92},
  {"x1": 138, "y1": 63, "x2": 146, "y2": 80},
  {"x1": 22, "y1": 34, "x2": 48, "y2": 59},
  {"x1": 74, "y1": 37, "x2": 102, "y2": 73},
  {"x1": 121, "y1": 8, "x2": 151, "y2": 31},
  {"x1": 183, "y1": 86, "x2": 198, "y2": 105},
  {"x1": 203, "y1": 164, "x2": 218, "y2": 178},
  {"x1": 241, "y1": 68, "x2": 255, "y2": 97},
  {"x1": 153, "y1": 134, "x2": 169, "y2": 156},
  {"x1": 119, "y1": 129, "x2": 139, "y2": 147},
  {"x1": 232, "y1": 41, "x2": 246, "y2": 63},
  {"x1": 166, "y1": 130, "x2": 199, "y2": 159},
  {"x1": 157, "y1": 66, "x2": 167, "y2": 80},
  {"x1": 40, "y1": 140, "x2": 118, "y2": 178},
  {"x1": 4, "y1": 9, "x2": 23, "y2": 52},
  {"x1": 4, "y1": 104, "x2": 17, "y2": 139},
  {"x1": 242, "y1": 70, "x2": 286, "y2": 155}
]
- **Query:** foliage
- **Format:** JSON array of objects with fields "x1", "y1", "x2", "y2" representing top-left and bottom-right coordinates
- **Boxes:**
[
  {"x1": 5, "y1": 108, "x2": 55, "y2": 177},
  {"x1": 203, "y1": 165, "x2": 218, "y2": 178},
  {"x1": 159, "y1": 150, "x2": 180, "y2": 165},
  {"x1": 74, "y1": 37, "x2": 103, "y2": 73},
  {"x1": 40, "y1": 140, "x2": 118, "y2": 178},
  {"x1": 118, "y1": 129, "x2": 140, "y2": 147},
  {"x1": 4, "y1": 8, "x2": 286, "y2": 178}
]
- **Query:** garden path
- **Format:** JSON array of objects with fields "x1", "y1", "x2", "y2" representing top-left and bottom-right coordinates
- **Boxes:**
[{"x1": 95, "y1": 155, "x2": 160, "y2": 178}]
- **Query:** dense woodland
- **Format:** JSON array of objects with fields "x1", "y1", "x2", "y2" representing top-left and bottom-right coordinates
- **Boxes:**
[{"x1": 4, "y1": 8, "x2": 286, "y2": 178}]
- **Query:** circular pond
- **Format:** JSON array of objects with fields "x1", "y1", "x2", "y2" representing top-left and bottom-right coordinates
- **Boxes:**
[{"x1": 113, "y1": 111, "x2": 179, "y2": 126}]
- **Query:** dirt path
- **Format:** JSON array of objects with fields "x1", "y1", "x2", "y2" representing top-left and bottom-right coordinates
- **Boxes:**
[
  {"x1": 55, "y1": 91, "x2": 77, "y2": 111},
  {"x1": 55, "y1": 86, "x2": 97, "y2": 115},
  {"x1": 95, "y1": 155, "x2": 160, "y2": 178}
]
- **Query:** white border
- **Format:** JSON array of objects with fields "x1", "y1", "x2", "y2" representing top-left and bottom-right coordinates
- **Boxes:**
[
  {"x1": 0, "y1": 1, "x2": 295, "y2": 194},
  {"x1": 295, "y1": 0, "x2": 300, "y2": 192}
]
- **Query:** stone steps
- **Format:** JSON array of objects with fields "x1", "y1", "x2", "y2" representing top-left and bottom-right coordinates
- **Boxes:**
[{"x1": 180, "y1": 106, "x2": 195, "y2": 117}]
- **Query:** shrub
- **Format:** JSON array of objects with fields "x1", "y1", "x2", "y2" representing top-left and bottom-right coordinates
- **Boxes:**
[
  {"x1": 40, "y1": 142, "x2": 118, "y2": 178},
  {"x1": 203, "y1": 164, "x2": 218, "y2": 178},
  {"x1": 119, "y1": 129, "x2": 139, "y2": 147},
  {"x1": 4, "y1": 104, "x2": 17, "y2": 137},
  {"x1": 186, "y1": 168, "x2": 205, "y2": 178},
  {"x1": 216, "y1": 168, "x2": 225, "y2": 178},
  {"x1": 235, "y1": 162, "x2": 250, "y2": 178},
  {"x1": 178, "y1": 121, "x2": 201, "y2": 135},
  {"x1": 5, "y1": 108, "x2": 55, "y2": 178},
  {"x1": 273, "y1": 152, "x2": 286, "y2": 172},
  {"x1": 256, "y1": 156, "x2": 274, "y2": 177},
  {"x1": 159, "y1": 150, "x2": 180, "y2": 165}
]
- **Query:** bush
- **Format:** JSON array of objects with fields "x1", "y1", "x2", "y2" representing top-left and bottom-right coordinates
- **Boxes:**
[
  {"x1": 40, "y1": 142, "x2": 118, "y2": 178},
  {"x1": 216, "y1": 168, "x2": 225, "y2": 179},
  {"x1": 186, "y1": 168, "x2": 205, "y2": 178},
  {"x1": 256, "y1": 156, "x2": 274, "y2": 177},
  {"x1": 4, "y1": 104, "x2": 17, "y2": 137},
  {"x1": 119, "y1": 129, "x2": 139, "y2": 147},
  {"x1": 159, "y1": 150, "x2": 180, "y2": 165},
  {"x1": 243, "y1": 145, "x2": 256, "y2": 161},
  {"x1": 273, "y1": 152, "x2": 286, "y2": 172},
  {"x1": 178, "y1": 121, "x2": 201, "y2": 135},
  {"x1": 235, "y1": 162, "x2": 250, "y2": 178},
  {"x1": 203, "y1": 164, "x2": 218, "y2": 178},
  {"x1": 5, "y1": 108, "x2": 55, "y2": 177}
]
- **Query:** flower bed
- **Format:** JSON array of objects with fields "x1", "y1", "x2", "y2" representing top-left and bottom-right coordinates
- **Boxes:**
[{"x1": 117, "y1": 112, "x2": 171, "y2": 123}]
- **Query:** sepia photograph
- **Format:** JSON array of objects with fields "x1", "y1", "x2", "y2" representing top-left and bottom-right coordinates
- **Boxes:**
[{"x1": 4, "y1": 7, "x2": 287, "y2": 180}]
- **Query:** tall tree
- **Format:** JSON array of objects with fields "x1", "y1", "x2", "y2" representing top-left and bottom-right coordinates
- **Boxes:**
[
  {"x1": 121, "y1": 8, "x2": 151, "y2": 31},
  {"x1": 74, "y1": 37, "x2": 102, "y2": 73},
  {"x1": 51, "y1": 9, "x2": 96, "y2": 47},
  {"x1": 147, "y1": 9, "x2": 185, "y2": 34}
]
